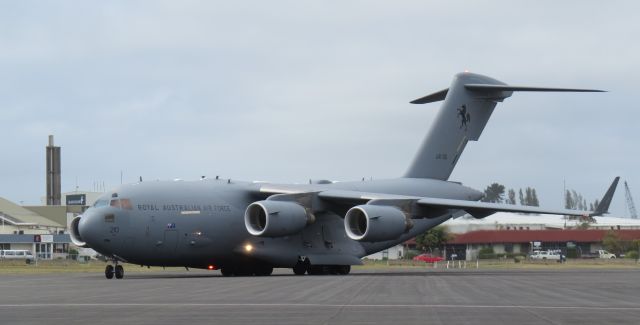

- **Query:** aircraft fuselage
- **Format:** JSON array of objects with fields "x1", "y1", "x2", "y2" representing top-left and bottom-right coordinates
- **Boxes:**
[{"x1": 75, "y1": 178, "x2": 482, "y2": 269}]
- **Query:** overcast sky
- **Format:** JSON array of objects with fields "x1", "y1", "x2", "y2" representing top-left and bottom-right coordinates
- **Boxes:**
[{"x1": 1, "y1": 1, "x2": 638, "y2": 216}]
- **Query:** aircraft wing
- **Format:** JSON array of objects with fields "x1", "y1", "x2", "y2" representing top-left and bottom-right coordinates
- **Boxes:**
[
  {"x1": 255, "y1": 177, "x2": 618, "y2": 219},
  {"x1": 316, "y1": 177, "x2": 619, "y2": 218},
  {"x1": 414, "y1": 197, "x2": 589, "y2": 218},
  {"x1": 317, "y1": 190, "x2": 590, "y2": 218}
]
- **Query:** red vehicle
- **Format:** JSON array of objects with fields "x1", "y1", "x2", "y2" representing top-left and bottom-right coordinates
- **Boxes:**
[{"x1": 413, "y1": 254, "x2": 444, "y2": 263}]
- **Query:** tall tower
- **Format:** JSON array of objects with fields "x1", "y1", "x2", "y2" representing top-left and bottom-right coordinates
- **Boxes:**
[{"x1": 46, "y1": 135, "x2": 61, "y2": 205}]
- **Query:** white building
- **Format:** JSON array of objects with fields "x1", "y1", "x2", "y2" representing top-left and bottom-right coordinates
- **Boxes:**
[
  {"x1": 364, "y1": 244, "x2": 405, "y2": 260},
  {"x1": 444, "y1": 212, "x2": 640, "y2": 234}
]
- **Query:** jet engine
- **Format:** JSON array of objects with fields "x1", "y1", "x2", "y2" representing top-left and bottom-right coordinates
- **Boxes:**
[
  {"x1": 244, "y1": 201, "x2": 312, "y2": 237},
  {"x1": 69, "y1": 216, "x2": 88, "y2": 247},
  {"x1": 344, "y1": 205, "x2": 410, "y2": 242}
]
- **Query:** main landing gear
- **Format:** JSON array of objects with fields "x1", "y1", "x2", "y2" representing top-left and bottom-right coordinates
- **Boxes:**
[
  {"x1": 292, "y1": 260, "x2": 350, "y2": 275},
  {"x1": 220, "y1": 264, "x2": 274, "y2": 277},
  {"x1": 105, "y1": 263, "x2": 124, "y2": 279}
]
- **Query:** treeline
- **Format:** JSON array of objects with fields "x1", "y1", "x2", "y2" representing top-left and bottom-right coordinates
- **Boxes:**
[
  {"x1": 481, "y1": 183, "x2": 539, "y2": 206},
  {"x1": 565, "y1": 189, "x2": 600, "y2": 211},
  {"x1": 481, "y1": 182, "x2": 600, "y2": 210}
]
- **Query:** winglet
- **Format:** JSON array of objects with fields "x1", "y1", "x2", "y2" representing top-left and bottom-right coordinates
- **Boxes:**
[{"x1": 591, "y1": 177, "x2": 620, "y2": 216}]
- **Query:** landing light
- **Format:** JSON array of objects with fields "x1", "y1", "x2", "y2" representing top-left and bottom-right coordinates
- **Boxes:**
[
  {"x1": 244, "y1": 244, "x2": 253, "y2": 253},
  {"x1": 208, "y1": 265, "x2": 216, "y2": 270}
]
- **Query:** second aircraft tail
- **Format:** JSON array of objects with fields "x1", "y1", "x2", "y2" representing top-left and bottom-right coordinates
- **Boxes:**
[{"x1": 404, "y1": 72, "x2": 603, "y2": 180}]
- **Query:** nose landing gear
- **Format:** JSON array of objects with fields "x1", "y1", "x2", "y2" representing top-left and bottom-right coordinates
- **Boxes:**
[
  {"x1": 105, "y1": 262, "x2": 124, "y2": 279},
  {"x1": 105, "y1": 265, "x2": 114, "y2": 279}
]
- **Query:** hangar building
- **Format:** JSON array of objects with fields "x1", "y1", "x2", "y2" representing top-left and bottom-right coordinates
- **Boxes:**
[{"x1": 0, "y1": 197, "x2": 68, "y2": 259}]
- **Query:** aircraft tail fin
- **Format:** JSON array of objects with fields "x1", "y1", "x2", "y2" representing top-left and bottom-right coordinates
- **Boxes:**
[
  {"x1": 404, "y1": 72, "x2": 604, "y2": 180},
  {"x1": 590, "y1": 177, "x2": 620, "y2": 216}
]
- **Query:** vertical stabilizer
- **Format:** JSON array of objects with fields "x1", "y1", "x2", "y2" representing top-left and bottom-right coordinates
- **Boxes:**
[
  {"x1": 404, "y1": 72, "x2": 603, "y2": 180},
  {"x1": 405, "y1": 73, "x2": 509, "y2": 180}
]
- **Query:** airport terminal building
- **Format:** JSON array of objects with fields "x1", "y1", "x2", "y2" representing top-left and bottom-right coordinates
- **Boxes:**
[{"x1": 0, "y1": 191, "x2": 100, "y2": 259}]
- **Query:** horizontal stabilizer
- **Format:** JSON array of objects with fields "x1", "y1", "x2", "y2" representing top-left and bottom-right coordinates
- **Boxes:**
[
  {"x1": 410, "y1": 88, "x2": 449, "y2": 104},
  {"x1": 464, "y1": 84, "x2": 605, "y2": 93},
  {"x1": 410, "y1": 83, "x2": 604, "y2": 105}
]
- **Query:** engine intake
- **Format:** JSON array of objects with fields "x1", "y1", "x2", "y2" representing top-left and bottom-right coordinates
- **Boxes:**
[
  {"x1": 69, "y1": 216, "x2": 88, "y2": 247},
  {"x1": 344, "y1": 205, "x2": 410, "y2": 242},
  {"x1": 245, "y1": 201, "x2": 311, "y2": 237}
]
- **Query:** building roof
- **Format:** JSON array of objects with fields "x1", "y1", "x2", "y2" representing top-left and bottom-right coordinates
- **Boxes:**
[
  {"x1": 0, "y1": 197, "x2": 63, "y2": 228},
  {"x1": 444, "y1": 212, "x2": 640, "y2": 230},
  {"x1": 449, "y1": 229, "x2": 640, "y2": 244}
]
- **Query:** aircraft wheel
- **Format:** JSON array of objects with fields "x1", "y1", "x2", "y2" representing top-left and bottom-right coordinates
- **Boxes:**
[
  {"x1": 339, "y1": 265, "x2": 351, "y2": 275},
  {"x1": 307, "y1": 266, "x2": 319, "y2": 275},
  {"x1": 220, "y1": 267, "x2": 234, "y2": 277},
  {"x1": 105, "y1": 265, "x2": 114, "y2": 279},
  {"x1": 115, "y1": 265, "x2": 124, "y2": 279},
  {"x1": 234, "y1": 266, "x2": 252, "y2": 276},
  {"x1": 293, "y1": 262, "x2": 307, "y2": 275},
  {"x1": 308, "y1": 265, "x2": 329, "y2": 275},
  {"x1": 255, "y1": 266, "x2": 273, "y2": 276}
]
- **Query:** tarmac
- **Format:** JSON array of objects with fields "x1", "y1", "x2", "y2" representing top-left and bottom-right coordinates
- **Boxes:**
[{"x1": 0, "y1": 267, "x2": 639, "y2": 325}]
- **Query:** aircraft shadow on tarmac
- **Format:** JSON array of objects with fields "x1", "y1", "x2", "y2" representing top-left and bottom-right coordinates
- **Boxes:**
[{"x1": 115, "y1": 268, "x2": 611, "y2": 280}]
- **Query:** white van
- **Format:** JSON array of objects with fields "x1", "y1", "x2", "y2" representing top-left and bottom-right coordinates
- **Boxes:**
[{"x1": 0, "y1": 250, "x2": 35, "y2": 262}]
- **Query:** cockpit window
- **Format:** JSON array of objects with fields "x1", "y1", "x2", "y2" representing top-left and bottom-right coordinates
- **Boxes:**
[
  {"x1": 93, "y1": 200, "x2": 109, "y2": 208},
  {"x1": 110, "y1": 199, "x2": 133, "y2": 210},
  {"x1": 120, "y1": 199, "x2": 132, "y2": 210}
]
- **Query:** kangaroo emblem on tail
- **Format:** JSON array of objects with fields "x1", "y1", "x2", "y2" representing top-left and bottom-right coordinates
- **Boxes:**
[{"x1": 457, "y1": 104, "x2": 471, "y2": 130}]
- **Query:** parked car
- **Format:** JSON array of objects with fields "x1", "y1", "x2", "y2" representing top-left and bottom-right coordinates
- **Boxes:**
[
  {"x1": 581, "y1": 249, "x2": 616, "y2": 259},
  {"x1": 413, "y1": 254, "x2": 444, "y2": 263},
  {"x1": 529, "y1": 250, "x2": 565, "y2": 262}
]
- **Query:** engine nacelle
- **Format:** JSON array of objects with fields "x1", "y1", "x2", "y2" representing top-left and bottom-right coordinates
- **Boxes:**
[
  {"x1": 344, "y1": 205, "x2": 409, "y2": 242},
  {"x1": 244, "y1": 201, "x2": 311, "y2": 237},
  {"x1": 69, "y1": 216, "x2": 88, "y2": 247}
]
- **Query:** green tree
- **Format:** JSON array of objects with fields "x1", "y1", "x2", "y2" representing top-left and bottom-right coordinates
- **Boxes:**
[
  {"x1": 565, "y1": 190, "x2": 574, "y2": 209},
  {"x1": 482, "y1": 183, "x2": 505, "y2": 203},
  {"x1": 531, "y1": 188, "x2": 540, "y2": 206},
  {"x1": 506, "y1": 189, "x2": 516, "y2": 205},
  {"x1": 523, "y1": 187, "x2": 533, "y2": 206},
  {"x1": 565, "y1": 189, "x2": 591, "y2": 211},
  {"x1": 602, "y1": 231, "x2": 625, "y2": 255},
  {"x1": 589, "y1": 199, "x2": 600, "y2": 211},
  {"x1": 415, "y1": 226, "x2": 452, "y2": 252},
  {"x1": 518, "y1": 189, "x2": 525, "y2": 205}
]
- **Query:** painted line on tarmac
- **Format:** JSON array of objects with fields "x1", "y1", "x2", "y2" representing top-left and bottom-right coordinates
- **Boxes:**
[{"x1": 0, "y1": 303, "x2": 639, "y2": 311}]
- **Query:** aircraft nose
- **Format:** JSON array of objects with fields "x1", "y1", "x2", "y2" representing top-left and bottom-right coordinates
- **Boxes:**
[
  {"x1": 77, "y1": 212, "x2": 101, "y2": 248},
  {"x1": 77, "y1": 216, "x2": 88, "y2": 238}
]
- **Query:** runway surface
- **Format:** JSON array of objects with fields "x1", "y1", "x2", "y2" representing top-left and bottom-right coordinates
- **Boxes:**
[{"x1": 0, "y1": 267, "x2": 639, "y2": 324}]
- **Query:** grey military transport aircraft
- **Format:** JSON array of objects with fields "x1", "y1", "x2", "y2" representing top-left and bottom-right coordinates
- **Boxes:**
[{"x1": 70, "y1": 72, "x2": 618, "y2": 279}]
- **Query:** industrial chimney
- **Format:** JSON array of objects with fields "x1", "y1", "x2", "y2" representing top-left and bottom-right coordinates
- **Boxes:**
[{"x1": 46, "y1": 135, "x2": 61, "y2": 205}]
